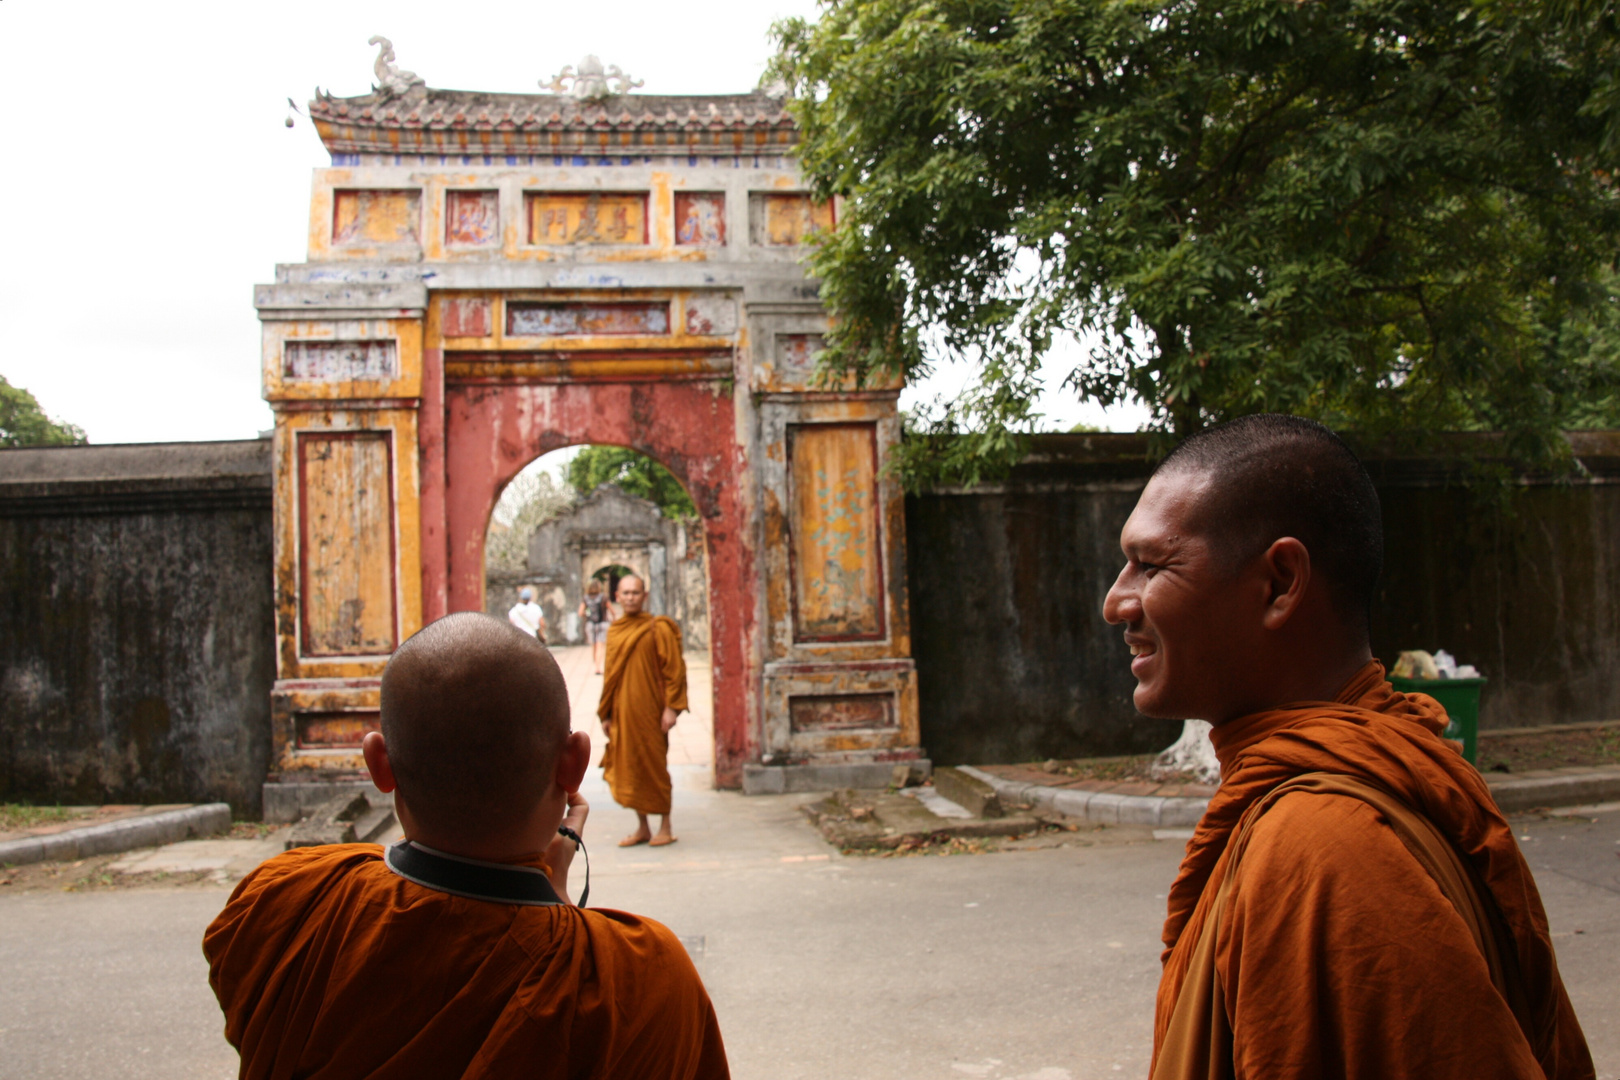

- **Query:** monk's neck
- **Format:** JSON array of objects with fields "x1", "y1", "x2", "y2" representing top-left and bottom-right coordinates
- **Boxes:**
[
  {"x1": 395, "y1": 795, "x2": 559, "y2": 865},
  {"x1": 1209, "y1": 654, "x2": 1384, "y2": 765},
  {"x1": 1213, "y1": 643, "x2": 1374, "y2": 726}
]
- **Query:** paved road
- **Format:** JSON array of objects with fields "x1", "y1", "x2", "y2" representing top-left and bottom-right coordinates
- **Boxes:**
[{"x1": 2, "y1": 789, "x2": 1615, "y2": 1080}]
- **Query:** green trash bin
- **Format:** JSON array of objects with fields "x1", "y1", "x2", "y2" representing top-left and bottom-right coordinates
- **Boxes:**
[{"x1": 1388, "y1": 675, "x2": 1486, "y2": 765}]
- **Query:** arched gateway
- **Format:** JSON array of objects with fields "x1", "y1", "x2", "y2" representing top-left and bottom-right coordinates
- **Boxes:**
[{"x1": 256, "y1": 59, "x2": 923, "y2": 818}]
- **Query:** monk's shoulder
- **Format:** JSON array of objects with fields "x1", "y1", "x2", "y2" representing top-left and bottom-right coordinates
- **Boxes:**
[
  {"x1": 1233, "y1": 789, "x2": 1451, "y2": 915},
  {"x1": 206, "y1": 844, "x2": 387, "y2": 966},
  {"x1": 578, "y1": 906, "x2": 691, "y2": 956},
  {"x1": 229, "y1": 842, "x2": 383, "y2": 901},
  {"x1": 575, "y1": 907, "x2": 703, "y2": 989},
  {"x1": 1242, "y1": 789, "x2": 1410, "y2": 872}
]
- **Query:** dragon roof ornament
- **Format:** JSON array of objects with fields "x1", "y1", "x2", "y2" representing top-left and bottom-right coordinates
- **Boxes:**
[
  {"x1": 541, "y1": 55, "x2": 643, "y2": 102},
  {"x1": 368, "y1": 35, "x2": 425, "y2": 98}
]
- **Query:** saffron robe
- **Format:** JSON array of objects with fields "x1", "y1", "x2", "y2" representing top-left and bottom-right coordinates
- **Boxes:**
[
  {"x1": 598, "y1": 612, "x2": 687, "y2": 816},
  {"x1": 204, "y1": 844, "x2": 730, "y2": 1080},
  {"x1": 1153, "y1": 662, "x2": 1593, "y2": 1080}
]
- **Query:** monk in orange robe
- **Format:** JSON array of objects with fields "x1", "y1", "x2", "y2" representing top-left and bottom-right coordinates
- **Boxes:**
[
  {"x1": 1102, "y1": 414, "x2": 1593, "y2": 1080},
  {"x1": 598, "y1": 574, "x2": 688, "y2": 847},
  {"x1": 204, "y1": 612, "x2": 729, "y2": 1079}
]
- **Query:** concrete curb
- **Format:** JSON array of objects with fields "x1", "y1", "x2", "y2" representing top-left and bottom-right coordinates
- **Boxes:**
[
  {"x1": 959, "y1": 766, "x2": 1209, "y2": 828},
  {"x1": 0, "y1": 804, "x2": 232, "y2": 868},
  {"x1": 1485, "y1": 767, "x2": 1620, "y2": 814},
  {"x1": 962, "y1": 763, "x2": 1620, "y2": 826}
]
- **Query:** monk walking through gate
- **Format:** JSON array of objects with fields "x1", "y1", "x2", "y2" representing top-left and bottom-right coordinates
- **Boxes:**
[
  {"x1": 599, "y1": 574, "x2": 687, "y2": 847},
  {"x1": 204, "y1": 612, "x2": 728, "y2": 1079},
  {"x1": 1104, "y1": 414, "x2": 1592, "y2": 1080}
]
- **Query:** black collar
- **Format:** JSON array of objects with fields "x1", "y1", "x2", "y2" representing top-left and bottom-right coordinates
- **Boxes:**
[{"x1": 384, "y1": 840, "x2": 567, "y2": 906}]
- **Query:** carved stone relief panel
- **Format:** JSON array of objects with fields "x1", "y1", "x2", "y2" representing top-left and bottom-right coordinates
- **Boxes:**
[
  {"x1": 298, "y1": 431, "x2": 398, "y2": 657},
  {"x1": 684, "y1": 295, "x2": 738, "y2": 336},
  {"x1": 283, "y1": 340, "x2": 398, "y2": 382},
  {"x1": 506, "y1": 301, "x2": 670, "y2": 336},
  {"x1": 296, "y1": 710, "x2": 381, "y2": 749},
  {"x1": 674, "y1": 192, "x2": 726, "y2": 246},
  {"x1": 789, "y1": 423, "x2": 885, "y2": 642},
  {"x1": 333, "y1": 189, "x2": 421, "y2": 247},
  {"x1": 789, "y1": 692, "x2": 896, "y2": 734},
  {"x1": 526, "y1": 192, "x2": 648, "y2": 245},
  {"x1": 445, "y1": 190, "x2": 500, "y2": 247},
  {"x1": 751, "y1": 193, "x2": 835, "y2": 246},
  {"x1": 777, "y1": 333, "x2": 824, "y2": 379}
]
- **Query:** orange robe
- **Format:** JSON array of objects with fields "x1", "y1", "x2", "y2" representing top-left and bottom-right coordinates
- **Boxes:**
[
  {"x1": 1154, "y1": 662, "x2": 1593, "y2": 1080},
  {"x1": 204, "y1": 844, "x2": 729, "y2": 1080},
  {"x1": 598, "y1": 612, "x2": 687, "y2": 815}
]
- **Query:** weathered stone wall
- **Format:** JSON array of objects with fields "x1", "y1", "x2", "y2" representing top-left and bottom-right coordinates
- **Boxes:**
[
  {"x1": 485, "y1": 484, "x2": 709, "y2": 650},
  {"x1": 0, "y1": 440, "x2": 274, "y2": 816},
  {"x1": 907, "y1": 432, "x2": 1620, "y2": 767}
]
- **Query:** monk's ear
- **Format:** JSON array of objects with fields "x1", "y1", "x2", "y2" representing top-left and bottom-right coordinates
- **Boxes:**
[
  {"x1": 555, "y1": 730, "x2": 591, "y2": 795},
  {"x1": 362, "y1": 731, "x2": 398, "y2": 794},
  {"x1": 1259, "y1": 537, "x2": 1310, "y2": 631}
]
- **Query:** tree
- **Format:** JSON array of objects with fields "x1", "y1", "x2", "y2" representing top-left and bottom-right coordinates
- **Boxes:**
[
  {"x1": 1, "y1": 375, "x2": 86, "y2": 447},
  {"x1": 565, "y1": 446, "x2": 697, "y2": 519},
  {"x1": 486, "y1": 468, "x2": 574, "y2": 574},
  {"x1": 772, "y1": 0, "x2": 1620, "y2": 486}
]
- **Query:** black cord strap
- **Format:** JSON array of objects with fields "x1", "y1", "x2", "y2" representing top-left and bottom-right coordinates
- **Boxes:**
[
  {"x1": 385, "y1": 836, "x2": 588, "y2": 907},
  {"x1": 558, "y1": 826, "x2": 589, "y2": 908}
]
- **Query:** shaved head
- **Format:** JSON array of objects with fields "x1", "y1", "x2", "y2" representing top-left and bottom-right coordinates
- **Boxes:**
[
  {"x1": 379, "y1": 612, "x2": 571, "y2": 836},
  {"x1": 1156, "y1": 414, "x2": 1383, "y2": 631},
  {"x1": 615, "y1": 574, "x2": 646, "y2": 615}
]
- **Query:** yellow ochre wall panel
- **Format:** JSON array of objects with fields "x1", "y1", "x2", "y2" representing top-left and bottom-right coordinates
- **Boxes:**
[
  {"x1": 271, "y1": 408, "x2": 422, "y2": 680},
  {"x1": 298, "y1": 431, "x2": 398, "y2": 657},
  {"x1": 789, "y1": 423, "x2": 885, "y2": 641}
]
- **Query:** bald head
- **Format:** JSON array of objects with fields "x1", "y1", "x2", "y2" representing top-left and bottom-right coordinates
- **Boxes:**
[
  {"x1": 1157, "y1": 414, "x2": 1383, "y2": 632},
  {"x1": 379, "y1": 612, "x2": 571, "y2": 835}
]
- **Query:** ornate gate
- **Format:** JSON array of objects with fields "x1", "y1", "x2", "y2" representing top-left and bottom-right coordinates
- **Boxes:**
[{"x1": 256, "y1": 57, "x2": 924, "y2": 819}]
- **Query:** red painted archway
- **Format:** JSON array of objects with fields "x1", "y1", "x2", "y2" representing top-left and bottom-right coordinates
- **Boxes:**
[{"x1": 421, "y1": 371, "x2": 756, "y2": 785}]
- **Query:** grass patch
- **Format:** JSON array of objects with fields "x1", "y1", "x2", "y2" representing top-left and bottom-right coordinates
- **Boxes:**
[
  {"x1": 0, "y1": 804, "x2": 83, "y2": 832},
  {"x1": 229, "y1": 821, "x2": 278, "y2": 839}
]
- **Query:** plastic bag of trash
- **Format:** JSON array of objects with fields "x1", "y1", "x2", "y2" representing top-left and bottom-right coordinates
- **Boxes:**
[
  {"x1": 1392, "y1": 649, "x2": 1480, "y2": 679},
  {"x1": 1392, "y1": 650, "x2": 1439, "y2": 679}
]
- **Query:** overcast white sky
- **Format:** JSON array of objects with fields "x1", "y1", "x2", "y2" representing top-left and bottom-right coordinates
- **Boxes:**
[{"x1": 0, "y1": 0, "x2": 1142, "y2": 445}]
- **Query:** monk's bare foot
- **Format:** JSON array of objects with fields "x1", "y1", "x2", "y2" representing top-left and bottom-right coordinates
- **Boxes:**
[
  {"x1": 649, "y1": 834, "x2": 677, "y2": 847},
  {"x1": 618, "y1": 832, "x2": 651, "y2": 847}
]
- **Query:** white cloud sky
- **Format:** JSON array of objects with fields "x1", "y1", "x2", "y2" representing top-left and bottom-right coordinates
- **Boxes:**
[{"x1": 0, "y1": 0, "x2": 1141, "y2": 444}]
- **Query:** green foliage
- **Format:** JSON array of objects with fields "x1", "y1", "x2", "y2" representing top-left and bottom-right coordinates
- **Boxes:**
[
  {"x1": 0, "y1": 376, "x2": 85, "y2": 448},
  {"x1": 565, "y1": 446, "x2": 697, "y2": 519},
  {"x1": 1552, "y1": 267, "x2": 1620, "y2": 429},
  {"x1": 772, "y1": 0, "x2": 1620, "y2": 486}
]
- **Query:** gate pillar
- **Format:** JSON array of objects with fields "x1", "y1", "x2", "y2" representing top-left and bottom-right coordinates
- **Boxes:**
[
  {"x1": 255, "y1": 282, "x2": 428, "y2": 822},
  {"x1": 742, "y1": 308, "x2": 925, "y2": 793}
]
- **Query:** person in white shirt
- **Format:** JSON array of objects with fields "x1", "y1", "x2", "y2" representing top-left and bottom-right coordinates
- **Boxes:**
[{"x1": 507, "y1": 587, "x2": 546, "y2": 641}]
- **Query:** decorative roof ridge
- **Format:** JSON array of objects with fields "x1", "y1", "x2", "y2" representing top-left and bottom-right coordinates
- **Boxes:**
[
  {"x1": 307, "y1": 85, "x2": 800, "y2": 158},
  {"x1": 310, "y1": 86, "x2": 790, "y2": 114}
]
